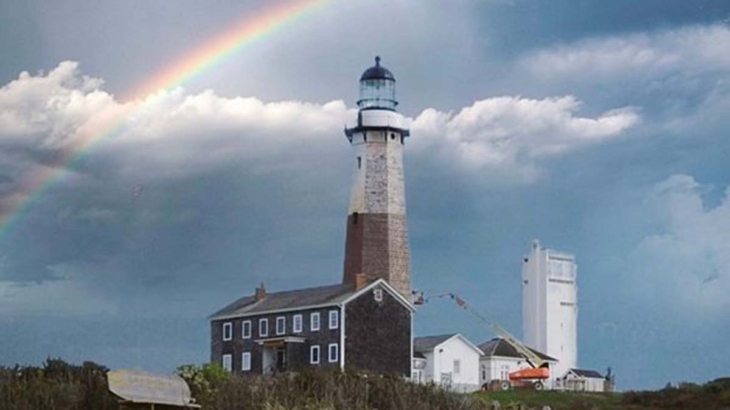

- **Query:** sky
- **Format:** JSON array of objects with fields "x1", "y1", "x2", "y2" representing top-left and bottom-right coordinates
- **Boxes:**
[{"x1": 1, "y1": 0, "x2": 729, "y2": 390}]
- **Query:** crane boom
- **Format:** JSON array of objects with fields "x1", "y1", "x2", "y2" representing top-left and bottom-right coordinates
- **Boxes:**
[{"x1": 445, "y1": 293, "x2": 547, "y2": 369}]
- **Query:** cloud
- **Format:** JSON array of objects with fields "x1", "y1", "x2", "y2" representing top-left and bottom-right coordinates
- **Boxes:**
[
  {"x1": 521, "y1": 23, "x2": 730, "y2": 81},
  {"x1": 0, "y1": 62, "x2": 639, "y2": 302},
  {"x1": 631, "y1": 174, "x2": 730, "y2": 311},
  {"x1": 410, "y1": 96, "x2": 639, "y2": 181},
  {"x1": 0, "y1": 62, "x2": 640, "y2": 186}
]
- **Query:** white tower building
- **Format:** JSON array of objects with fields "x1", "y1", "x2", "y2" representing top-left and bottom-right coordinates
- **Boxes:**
[
  {"x1": 342, "y1": 56, "x2": 411, "y2": 298},
  {"x1": 522, "y1": 240, "x2": 577, "y2": 380}
]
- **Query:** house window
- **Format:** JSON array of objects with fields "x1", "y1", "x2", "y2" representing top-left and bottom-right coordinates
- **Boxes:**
[
  {"x1": 222, "y1": 354, "x2": 232, "y2": 372},
  {"x1": 373, "y1": 288, "x2": 383, "y2": 302},
  {"x1": 259, "y1": 318, "x2": 268, "y2": 337},
  {"x1": 310, "y1": 345, "x2": 320, "y2": 364},
  {"x1": 357, "y1": 156, "x2": 361, "y2": 169},
  {"x1": 222, "y1": 322, "x2": 233, "y2": 341},
  {"x1": 481, "y1": 365, "x2": 487, "y2": 381},
  {"x1": 328, "y1": 343, "x2": 339, "y2": 363},
  {"x1": 311, "y1": 312, "x2": 320, "y2": 331},
  {"x1": 454, "y1": 359, "x2": 461, "y2": 375},
  {"x1": 242, "y1": 352, "x2": 251, "y2": 371},
  {"x1": 242, "y1": 320, "x2": 251, "y2": 339},
  {"x1": 276, "y1": 316, "x2": 286, "y2": 335},
  {"x1": 500, "y1": 365, "x2": 510, "y2": 380},
  {"x1": 293, "y1": 314, "x2": 303, "y2": 333},
  {"x1": 328, "y1": 310, "x2": 339, "y2": 330}
]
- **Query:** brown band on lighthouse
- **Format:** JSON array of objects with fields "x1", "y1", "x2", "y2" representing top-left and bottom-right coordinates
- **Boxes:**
[{"x1": 343, "y1": 213, "x2": 410, "y2": 297}]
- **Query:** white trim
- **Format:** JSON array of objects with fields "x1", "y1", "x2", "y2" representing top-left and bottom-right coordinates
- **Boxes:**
[
  {"x1": 242, "y1": 320, "x2": 251, "y2": 339},
  {"x1": 482, "y1": 354, "x2": 558, "y2": 363},
  {"x1": 242, "y1": 352, "x2": 251, "y2": 371},
  {"x1": 328, "y1": 343, "x2": 339, "y2": 363},
  {"x1": 222, "y1": 322, "x2": 233, "y2": 341},
  {"x1": 276, "y1": 316, "x2": 286, "y2": 335},
  {"x1": 328, "y1": 310, "x2": 339, "y2": 330},
  {"x1": 254, "y1": 336, "x2": 306, "y2": 345},
  {"x1": 311, "y1": 312, "x2": 320, "y2": 331},
  {"x1": 310, "y1": 345, "x2": 320, "y2": 364},
  {"x1": 410, "y1": 308, "x2": 414, "y2": 380},
  {"x1": 222, "y1": 354, "x2": 232, "y2": 372},
  {"x1": 293, "y1": 314, "x2": 303, "y2": 333},
  {"x1": 259, "y1": 318, "x2": 268, "y2": 337},
  {"x1": 342, "y1": 279, "x2": 415, "y2": 311},
  {"x1": 339, "y1": 305, "x2": 346, "y2": 370},
  {"x1": 423, "y1": 333, "x2": 484, "y2": 356}
]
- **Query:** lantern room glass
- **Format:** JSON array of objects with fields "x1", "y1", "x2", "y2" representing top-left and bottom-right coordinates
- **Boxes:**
[{"x1": 358, "y1": 78, "x2": 397, "y2": 110}]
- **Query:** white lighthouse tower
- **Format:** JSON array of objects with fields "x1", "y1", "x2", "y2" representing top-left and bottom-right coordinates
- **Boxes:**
[
  {"x1": 342, "y1": 56, "x2": 411, "y2": 298},
  {"x1": 522, "y1": 239, "x2": 578, "y2": 380}
]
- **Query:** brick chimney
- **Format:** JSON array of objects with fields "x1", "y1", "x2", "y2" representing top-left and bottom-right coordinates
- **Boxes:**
[
  {"x1": 354, "y1": 273, "x2": 368, "y2": 290},
  {"x1": 255, "y1": 282, "x2": 266, "y2": 302}
]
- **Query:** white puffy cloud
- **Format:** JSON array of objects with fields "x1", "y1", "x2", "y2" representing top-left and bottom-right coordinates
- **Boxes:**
[
  {"x1": 410, "y1": 95, "x2": 639, "y2": 180},
  {"x1": 522, "y1": 23, "x2": 730, "y2": 81},
  {"x1": 0, "y1": 61, "x2": 639, "y2": 189},
  {"x1": 632, "y1": 175, "x2": 730, "y2": 311}
]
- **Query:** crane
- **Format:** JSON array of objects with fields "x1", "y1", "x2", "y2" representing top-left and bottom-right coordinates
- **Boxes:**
[{"x1": 416, "y1": 291, "x2": 550, "y2": 390}]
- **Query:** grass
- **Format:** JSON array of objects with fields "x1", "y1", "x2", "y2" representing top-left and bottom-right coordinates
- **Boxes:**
[{"x1": 474, "y1": 390, "x2": 622, "y2": 410}]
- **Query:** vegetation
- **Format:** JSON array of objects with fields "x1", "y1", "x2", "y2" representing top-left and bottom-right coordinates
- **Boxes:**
[
  {"x1": 0, "y1": 358, "x2": 117, "y2": 410},
  {"x1": 1, "y1": 358, "x2": 729, "y2": 410},
  {"x1": 176, "y1": 364, "x2": 482, "y2": 410}
]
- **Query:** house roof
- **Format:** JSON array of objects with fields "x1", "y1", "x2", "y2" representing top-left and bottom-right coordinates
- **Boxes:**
[
  {"x1": 477, "y1": 337, "x2": 557, "y2": 362},
  {"x1": 414, "y1": 333, "x2": 484, "y2": 356},
  {"x1": 413, "y1": 334, "x2": 456, "y2": 353},
  {"x1": 210, "y1": 279, "x2": 413, "y2": 320},
  {"x1": 568, "y1": 368, "x2": 604, "y2": 379},
  {"x1": 210, "y1": 283, "x2": 356, "y2": 319}
]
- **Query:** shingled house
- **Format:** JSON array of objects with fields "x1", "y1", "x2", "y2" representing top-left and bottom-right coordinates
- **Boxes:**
[{"x1": 210, "y1": 276, "x2": 413, "y2": 376}]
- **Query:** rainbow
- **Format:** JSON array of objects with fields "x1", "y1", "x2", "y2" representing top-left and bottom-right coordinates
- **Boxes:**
[{"x1": 0, "y1": 0, "x2": 332, "y2": 238}]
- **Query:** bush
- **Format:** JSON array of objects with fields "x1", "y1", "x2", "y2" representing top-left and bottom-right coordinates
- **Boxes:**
[{"x1": 0, "y1": 358, "x2": 117, "y2": 410}]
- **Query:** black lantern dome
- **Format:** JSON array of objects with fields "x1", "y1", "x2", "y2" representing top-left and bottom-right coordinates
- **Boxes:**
[{"x1": 357, "y1": 56, "x2": 397, "y2": 111}]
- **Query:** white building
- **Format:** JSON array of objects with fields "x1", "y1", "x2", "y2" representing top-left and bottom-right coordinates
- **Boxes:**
[
  {"x1": 560, "y1": 369, "x2": 607, "y2": 392},
  {"x1": 522, "y1": 240, "x2": 578, "y2": 380},
  {"x1": 413, "y1": 334, "x2": 484, "y2": 392},
  {"x1": 478, "y1": 337, "x2": 557, "y2": 390}
]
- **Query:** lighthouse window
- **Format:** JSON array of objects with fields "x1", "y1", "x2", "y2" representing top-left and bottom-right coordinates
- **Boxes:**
[
  {"x1": 357, "y1": 156, "x2": 361, "y2": 169},
  {"x1": 390, "y1": 133, "x2": 396, "y2": 140},
  {"x1": 353, "y1": 212, "x2": 358, "y2": 225}
]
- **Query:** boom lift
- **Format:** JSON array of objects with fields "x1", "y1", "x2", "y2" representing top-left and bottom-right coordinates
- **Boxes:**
[{"x1": 416, "y1": 292, "x2": 550, "y2": 391}]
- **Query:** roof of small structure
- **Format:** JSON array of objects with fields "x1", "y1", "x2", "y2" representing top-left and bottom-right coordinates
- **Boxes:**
[
  {"x1": 414, "y1": 333, "x2": 484, "y2": 356},
  {"x1": 477, "y1": 337, "x2": 558, "y2": 362},
  {"x1": 568, "y1": 368, "x2": 604, "y2": 378},
  {"x1": 413, "y1": 334, "x2": 456, "y2": 353},
  {"x1": 108, "y1": 369, "x2": 200, "y2": 408},
  {"x1": 360, "y1": 56, "x2": 395, "y2": 82}
]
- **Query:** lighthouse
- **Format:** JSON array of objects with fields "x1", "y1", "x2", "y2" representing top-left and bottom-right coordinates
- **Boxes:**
[{"x1": 342, "y1": 56, "x2": 411, "y2": 298}]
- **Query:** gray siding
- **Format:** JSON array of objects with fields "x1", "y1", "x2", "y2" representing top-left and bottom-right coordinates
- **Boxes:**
[
  {"x1": 211, "y1": 306, "x2": 342, "y2": 375},
  {"x1": 345, "y1": 285, "x2": 411, "y2": 376}
]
